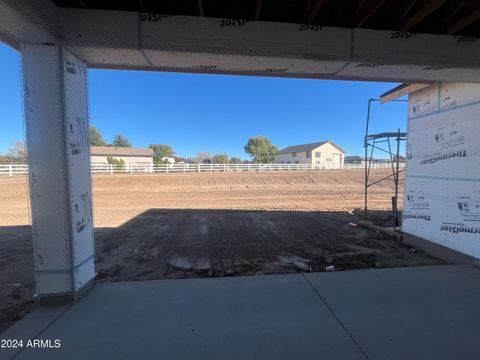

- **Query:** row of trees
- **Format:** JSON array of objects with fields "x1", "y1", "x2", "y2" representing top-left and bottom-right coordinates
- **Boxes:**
[
  {"x1": 192, "y1": 152, "x2": 242, "y2": 164},
  {"x1": 90, "y1": 126, "x2": 279, "y2": 164},
  {"x1": 90, "y1": 126, "x2": 176, "y2": 165},
  {"x1": 1, "y1": 127, "x2": 279, "y2": 165},
  {"x1": 89, "y1": 126, "x2": 132, "y2": 148}
]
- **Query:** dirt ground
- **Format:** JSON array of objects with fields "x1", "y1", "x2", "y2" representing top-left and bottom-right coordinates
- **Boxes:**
[{"x1": 0, "y1": 170, "x2": 442, "y2": 332}]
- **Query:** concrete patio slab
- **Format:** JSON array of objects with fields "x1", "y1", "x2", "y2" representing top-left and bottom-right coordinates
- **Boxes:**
[
  {"x1": 3, "y1": 273, "x2": 365, "y2": 360},
  {"x1": 304, "y1": 264, "x2": 480, "y2": 360},
  {"x1": 1, "y1": 265, "x2": 479, "y2": 360},
  {"x1": 0, "y1": 305, "x2": 70, "y2": 360}
]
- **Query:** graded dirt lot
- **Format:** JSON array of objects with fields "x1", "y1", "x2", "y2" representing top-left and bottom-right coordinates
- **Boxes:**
[
  {"x1": 0, "y1": 169, "x2": 404, "y2": 227},
  {"x1": 0, "y1": 170, "x2": 442, "y2": 332}
]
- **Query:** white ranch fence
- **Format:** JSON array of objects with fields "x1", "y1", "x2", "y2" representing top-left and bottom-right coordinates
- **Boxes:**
[{"x1": 0, "y1": 162, "x2": 404, "y2": 176}]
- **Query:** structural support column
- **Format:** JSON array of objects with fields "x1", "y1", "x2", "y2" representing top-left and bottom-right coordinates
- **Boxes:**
[{"x1": 21, "y1": 44, "x2": 95, "y2": 300}]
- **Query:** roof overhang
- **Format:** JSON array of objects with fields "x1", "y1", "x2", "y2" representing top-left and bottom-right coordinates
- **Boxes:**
[{"x1": 380, "y1": 83, "x2": 431, "y2": 103}]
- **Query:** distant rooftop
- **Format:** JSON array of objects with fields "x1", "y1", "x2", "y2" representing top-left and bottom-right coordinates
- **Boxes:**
[
  {"x1": 90, "y1": 146, "x2": 154, "y2": 157},
  {"x1": 277, "y1": 141, "x2": 345, "y2": 155},
  {"x1": 345, "y1": 156, "x2": 363, "y2": 161}
]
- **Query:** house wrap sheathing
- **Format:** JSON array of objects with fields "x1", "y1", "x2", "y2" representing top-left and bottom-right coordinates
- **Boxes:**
[{"x1": 403, "y1": 83, "x2": 480, "y2": 259}]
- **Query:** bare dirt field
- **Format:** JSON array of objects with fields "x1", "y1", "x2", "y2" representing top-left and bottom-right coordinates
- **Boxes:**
[{"x1": 0, "y1": 170, "x2": 442, "y2": 332}]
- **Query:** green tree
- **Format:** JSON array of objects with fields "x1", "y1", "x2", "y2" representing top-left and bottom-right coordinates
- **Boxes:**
[
  {"x1": 89, "y1": 125, "x2": 107, "y2": 146},
  {"x1": 149, "y1": 144, "x2": 175, "y2": 164},
  {"x1": 106, "y1": 156, "x2": 125, "y2": 169},
  {"x1": 212, "y1": 153, "x2": 229, "y2": 164},
  {"x1": 244, "y1": 136, "x2": 277, "y2": 163},
  {"x1": 229, "y1": 156, "x2": 242, "y2": 164},
  {"x1": 112, "y1": 134, "x2": 132, "y2": 147},
  {"x1": 153, "y1": 158, "x2": 170, "y2": 165}
]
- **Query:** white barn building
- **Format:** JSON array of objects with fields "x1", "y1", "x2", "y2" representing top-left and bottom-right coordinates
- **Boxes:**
[
  {"x1": 90, "y1": 146, "x2": 154, "y2": 167},
  {"x1": 274, "y1": 141, "x2": 345, "y2": 167}
]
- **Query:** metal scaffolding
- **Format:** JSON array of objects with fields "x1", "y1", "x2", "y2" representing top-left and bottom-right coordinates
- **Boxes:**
[{"x1": 364, "y1": 99, "x2": 407, "y2": 231}]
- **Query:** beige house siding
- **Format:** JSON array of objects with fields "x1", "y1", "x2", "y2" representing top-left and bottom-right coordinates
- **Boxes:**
[
  {"x1": 274, "y1": 142, "x2": 344, "y2": 166},
  {"x1": 90, "y1": 155, "x2": 153, "y2": 166},
  {"x1": 313, "y1": 142, "x2": 344, "y2": 166},
  {"x1": 274, "y1": 152, "x2": 311, "y2": 164},
  {"x1": 90, "y1": 146, "x2": 154, "y2": 166}
]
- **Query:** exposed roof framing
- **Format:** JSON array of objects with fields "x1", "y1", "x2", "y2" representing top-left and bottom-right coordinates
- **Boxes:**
[
  {"x1": 136, "y1": 0, "x2": 146, "y2": 13},
  {"x1": 394, "y1": 0, "x2": 418, "y2": 28},
  {"x1": 198, "y1": 0, "x2": 204, "y2": 17},
  {"x1": 304, "y1": 0, "x2": 327, "y2": 24},
  {"x1": 49, "y1": 0, "x2": 480, "y2": 37},
  {"x1": 446, "y1": 8, "x2": 480, "y2": 34},
  {"x1": 255, "y1": 0, "x2": 263, "y2": 21},
  {"x1": 353, "y1": 0, "x2": 386, "y2": 27},
  {"x1": 399, "y1": 0, "x2": 448, "y2": 31}
]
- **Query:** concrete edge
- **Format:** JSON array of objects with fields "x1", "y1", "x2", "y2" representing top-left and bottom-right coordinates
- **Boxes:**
[
  {"x1": 403, "y1": 232, "x2": 480, "y2": 266},
  {"x1": 94, "y1": 265, "x2": 464, "y2": 289},
  {"x1": 95, "y1": 272, "x2": 306, "y2": 287},
  {"x1": 0, "y1": 281, "x2": 94, "y2": 358},
  {"x1": 0, "y1": 304, "x2": 71, "y2": 359}
]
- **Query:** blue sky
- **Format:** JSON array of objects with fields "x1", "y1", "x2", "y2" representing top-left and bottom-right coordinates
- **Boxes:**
[{"x1": 1, "y1": 42, "x2": 406, "y2": 159}]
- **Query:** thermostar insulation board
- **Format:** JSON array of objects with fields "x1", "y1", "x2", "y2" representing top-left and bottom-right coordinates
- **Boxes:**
[
  {"x1": 22, "y1": 44, "x2": 95, "y2": 296},
  {"x1": 63, "y1": 51, "x2": 95, "y2": 292},
  {"x1": 403, "y1": 82, "x2": 480, "y2": 259}
]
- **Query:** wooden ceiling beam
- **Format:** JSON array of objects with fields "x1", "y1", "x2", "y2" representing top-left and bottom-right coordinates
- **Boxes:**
[
  {"x1": 198, "y1": 0, "x2": 204, "y2": 17},
  {"x1": 348, "y1": 0, "x2": 365, "y2": 26},
  {"x1": 255, "y1": 0, "x2": 263, "y2": 21},
  {"x1": 76, "y1": 0, "x2": 87, "y2": 9},
  {"x1": 394, "y1": 0, "x2": 417, "y2": 28},
  {"x1": 446, "y1": 7, "x2": 480, "y2": 34},
  {"x1": 400, "y1": 0, "x2": 448, "y2": 31},
  {"x1": 354, "y1": 0, "x2": 386, "y2": 27},
  {"x1": 304, "y1": 0, "x2": 327, "y2": 24},
  {"x1": 444, "y1": 2, "x2": 465, "y2": 25},
  {"x1": 137, "y1": 0, "x2": 147, "y2": 13}
]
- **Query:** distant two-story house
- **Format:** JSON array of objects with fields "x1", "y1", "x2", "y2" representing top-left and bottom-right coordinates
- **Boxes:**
[{"x1": 274, "y1": 141, "x2": 346, "y2": 167}]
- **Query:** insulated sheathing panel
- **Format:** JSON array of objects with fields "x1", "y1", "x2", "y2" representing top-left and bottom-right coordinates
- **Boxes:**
[
  {"x1": 59, "y1": 9, "x2": 149, "y2": 68},
  {"x1": 62, "y1": 50, "x2": 95, "y2": 291},
  {"x1": 11, "y1": 7, "x2": 480, "y2": 81},
  {"x1": 143, "y1": 51, "x2": 346, "y2": 76},
  {"x1": 351, "y1": 29, "x2": 480, "y2": 67},
  {"x1": 341, "y1": 29, "x2": 480, "y2": 81},
  {"x1": 22, "y1": 45, "x2": 72, "y2": 295},
  {"x1": 21, "y1": 45, "x2": 95, "y2": 296},
  {"x1": 0, "y1": 0, "x2": 59, "y2": 47},
  {"x1": 403, "y1": 82, "x2": 480, "y2": 259},
  {"x1": 61, "y1": 9, "x2": 351, "y2": 75},
  {"x1": 141, "y1": 16, "x2": 350, "y2": 69},
  {"x1": 340, "y1": 63, "x2": 480, "y2": 83},
  {"x1": 63, "y1": 47, "x2": 150, "y2": 68}
]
